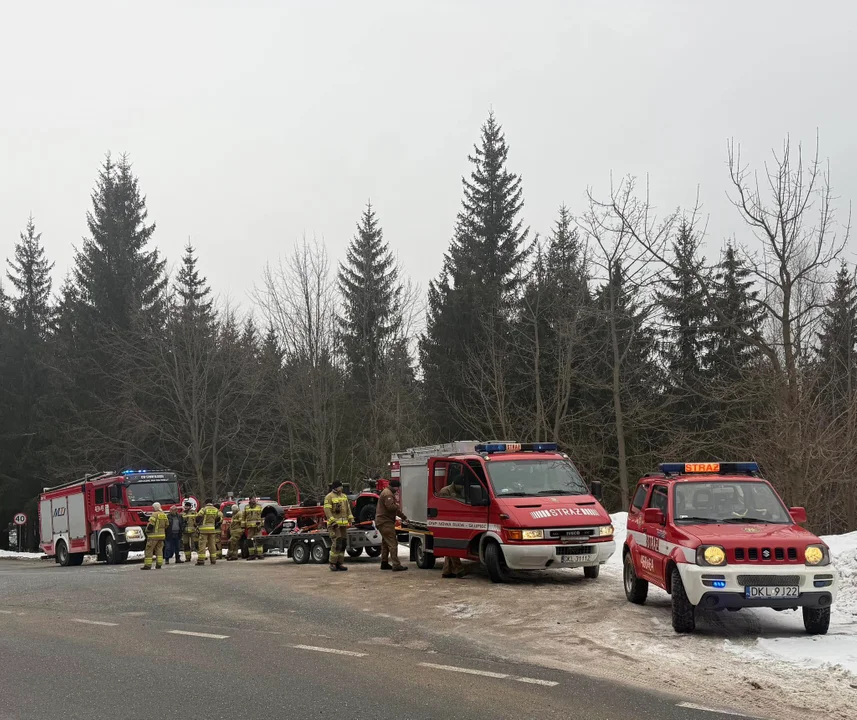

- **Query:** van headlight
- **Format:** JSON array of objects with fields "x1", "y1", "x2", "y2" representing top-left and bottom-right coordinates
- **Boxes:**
[
  {"x1": 125, "y1": 527, "x2": 144, "y2": 542},
  {"x1": 804, "y1": 545, "x2": 829, "y2": 566},
  {"x1": 599, "y1": 525, "x2": 614, "y2": 537},
  {"x1": 522, "y1": 529, "x2": 544, "y2": 540},
  {"x1": 696, "y1": 545, "x2": 727, "y2": 566}
]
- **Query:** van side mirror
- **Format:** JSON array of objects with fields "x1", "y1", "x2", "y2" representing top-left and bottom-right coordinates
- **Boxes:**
[
  {"x1": 643, "y1": 508, "x2": 665, "y2": 525},
  {"x1": 590, "y1": 480, "x2": 603, "y2": 502},
  {"x1": 467, "y1": 483, "x2": 490, "y2": 506},
  {"x1": 789, "y1": 507, "x2": 807, "y2": 524},
  {"x1": 109, "y1": 485, "x2": 122, "y2": 504}
]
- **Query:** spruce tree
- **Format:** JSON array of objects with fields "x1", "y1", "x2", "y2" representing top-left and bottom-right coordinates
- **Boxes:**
[
  {"x1": 421, "y1": 113, "x2": 529, "y2": 437},
  {"x1": 705, "y1": 241, "x2": 764, "y2": 382},
  {"x1": 656, "y1": 220, "x2": 708, "y2": 389},
  {"x1": 174, "y1": 241, "x2": 214, "y2": 327},
  {"x1": 337, "y1": 202, "x2": 401, "y2": 397},
  {"x1": 6, "y1": 216, "x2": 54, "y2": 338},
  {"x1": 816, "y1": 265, "x2": 857, "y2": 409},
  {"x1": 74, "y1": 153, "x2": 166, "y2": 332}
]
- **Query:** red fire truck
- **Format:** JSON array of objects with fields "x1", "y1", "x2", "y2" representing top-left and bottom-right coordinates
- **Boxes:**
[
  {"x1": 396, "y1": 441, "x2": 615, "y2": 583},
  {"x1": 39, "y1": 469, "x2": 181, "y2": 566}
]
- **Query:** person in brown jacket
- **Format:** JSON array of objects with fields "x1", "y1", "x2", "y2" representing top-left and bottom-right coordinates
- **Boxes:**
[
  {"x1": 375, "y1": 478, "x2": 408, "y2": 572},
  {"x1": 437, "y1": 479, "x2": 466, "y2": 578}
]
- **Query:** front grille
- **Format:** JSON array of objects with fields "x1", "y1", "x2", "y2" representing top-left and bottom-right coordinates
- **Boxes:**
[
  {"x1": 736, "y1": 575, "x2": 801, "y2": 586},
  {"x1": 548, "y1": 528, "x2": 594, "y2": 539},
  {"x1": 556, "y1": 545, "x2": 594, "y2": 556},
  {"x1": 732, "y1": 547, "x2": 799, "y2": 563}
]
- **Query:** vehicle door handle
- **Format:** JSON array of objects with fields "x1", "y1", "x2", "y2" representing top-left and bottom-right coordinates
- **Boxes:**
[{"x1": 427, "y1": 508, "x2": 438, "y2": 518}]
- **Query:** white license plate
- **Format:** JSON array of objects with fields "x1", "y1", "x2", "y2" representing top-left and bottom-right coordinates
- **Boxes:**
[
  {"x1": 745, "y1": 585, "x2": 799, "y2": 599},
  {"x1": 559, "y1": 553, "x2": 596, "y2": 563}
]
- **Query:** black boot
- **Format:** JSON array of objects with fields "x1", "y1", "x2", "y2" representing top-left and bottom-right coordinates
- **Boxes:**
[
  {"x1": 336, "y1": 564, "x2": 348, "y2": 571},
  {"x1": 392, "y1": 565, "x2": 408, "y2": 572},
  {"x1": 380, "y1": 562, "x2": 393, "y2": 570},
  {"x1": 329, "y1": 563, "x2": 338, "y2": 571}
]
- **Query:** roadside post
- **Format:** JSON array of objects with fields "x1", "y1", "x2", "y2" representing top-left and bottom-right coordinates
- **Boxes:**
[{"x1": 13, "y1": 513, "x2": 27, "y2": 552}]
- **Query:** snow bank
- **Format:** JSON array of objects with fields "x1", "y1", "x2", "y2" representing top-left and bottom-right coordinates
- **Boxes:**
[
  {"x1": 822, "y1": 530, "x2": 857, "y2": 624},
  {"x1": 0, "y1": 550, "x2": 46, "y2": 560}
]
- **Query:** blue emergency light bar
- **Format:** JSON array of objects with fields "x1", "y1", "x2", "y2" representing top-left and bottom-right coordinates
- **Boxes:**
[
  {"x1": 121, "y1": 469, "x2": 149, "y2": 475},
  {"x1": 475, "y1": 442, "x2": 559, "y2": 454},
  {"x1": 659, "y1": 462, "x2": 760, "y2": 475}
]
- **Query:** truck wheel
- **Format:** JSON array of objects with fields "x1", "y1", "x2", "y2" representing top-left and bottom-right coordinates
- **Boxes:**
[
  {"x1": 69, "y1": 553, "x2": 84, "y2": 566},
  {"x1": 623, "y1": 552, "x2": 648, "y2": 604},
  {"x1": 346, "y1": 547, "x2": 363, "y2": 558},
  {"x1": 103, "y1": 536, "x2": 120, "y2": 565},
  {"x1": 117, "y1": 550, "x2": 129, "y2": 564},
  {"x1": 292, "y1": 541, "x2": 310, "y2": 564},
  {"x1": 365, "y1": 546, "x2": 381, "y2": 558},
  {"x1": 583, "y1": 564, "x2": 600, "y2": 579},
  {"x1": 311, "y1": 541, "x2": 330, "y2": 564},
  {"x1": 485, "y1": 541, "x2": 510, "y2": 583},
  {"x1": 803, "y1": 606, "x2": 830, "y2": 635},
  {"x1": 413, "y1": 537, "x2": 436, "y2": 570},
  {"x1": 358, "y1": 503, "x2": 376, "y2": 525},
  {"x1": 56, "y1": 540, "x2": 70, "y2": 567},
  {"x1": 670, "y1": 567, "x2": 695, "y2": 633}
]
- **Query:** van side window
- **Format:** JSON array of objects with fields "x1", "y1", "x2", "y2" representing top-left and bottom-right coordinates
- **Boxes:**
[
  {"x1": 434, "y1": 461, "x2": 466, "y2": 502},
  {"x1": 631, "y1": 484, "x2": 648, "y2": 511},
  {"x1": 95, "y1": 488, "x2": 104, "y2": 504}
]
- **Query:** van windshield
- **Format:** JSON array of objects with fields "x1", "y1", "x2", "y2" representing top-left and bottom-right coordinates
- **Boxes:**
[
  {"x1": 125, "y1": 478, "x2": 180, "y2": 507},
  {"x1": 486, "y1": 459, "x2": 589, "y2": 497}
]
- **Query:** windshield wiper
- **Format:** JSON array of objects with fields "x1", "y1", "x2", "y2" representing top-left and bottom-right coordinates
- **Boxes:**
[
  {"x1": 536, "y1": 489, "x2": 575, "y2": 495},
  {"x1": 674, "y1": 516, "x2": 720, "y2": 524},
  {"x1": 720, "y1": 517, "x2": 778, "y2": 524},
  {"x1": 497, "y1": 492, "x2": 531, "y2": 497}
]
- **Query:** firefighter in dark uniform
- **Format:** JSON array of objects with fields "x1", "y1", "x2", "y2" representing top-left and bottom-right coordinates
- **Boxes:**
[
  {"x1": 142, "y1": 502, "x2": 168, "y2": 570},
  {"x1": 244, "y1": 496, "x2": 264, "y2": 560},
  {"x1": 324, "y1": 481, "x2": 353, "y2": 571},
  {"x1": 375, "y1": 478, "x2": 407, "y2": 571},
  {"x1": 196, "y1": 499, "x2": 223, "y2": 565},
  {"x1": 437, "y1": 478, "x2": 466, "y2": 578}
]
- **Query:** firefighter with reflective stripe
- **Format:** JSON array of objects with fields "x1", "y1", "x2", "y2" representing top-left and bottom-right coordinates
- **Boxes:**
[
  {"x1": 142, "y1": 502, "x2": 168, "y2": 570},
  {"x1": 228, "y1": 505, "x2": 244, "y2": 561},
  {"x1": 182, "y1": 500, "x2": 198, "y2": 562},
  {"x1": 244, "y1": 496, "x2": 264, "y2": 560},
  {"x1": 195, "y1": 499, "x2": 223, "y2": 565},
  {"x1": 324, "y1": 480, "x2": 353, "y2": 571},
  {"x1": 375, "y1": 479, "x2": 407, "y2": 572},
  {"x1": 437, "y1": 479, "x2": 466, "y2": 578}
]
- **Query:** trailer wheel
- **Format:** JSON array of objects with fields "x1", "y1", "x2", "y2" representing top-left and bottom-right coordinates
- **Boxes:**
[
  {"x1": 413, "y1": 537, "x2": 436, "y2": 570},
  {"x1": 358, "y1": 503, "x2": 377, "y2": 525},
  {"x1": 56, "y1": 540, "x2": 71, "y2": 567},
  {"x1": 346, "y1": 547, "x2": 363, "y2": 558},
  {"x1": 103, "y1": 536, "x2": 121, "y2": 565},
  {"x1": 485, "y1": 541, "x2": 511, "y2": 583},
  {"x1": 311, "y1": 541, "x2": 330, "y2": 564},
  {"x1": 364, "y1": 546, "x2": 381, "y2": 558},
  {"x1": 292, "y1": 541, "x2": 310, "y2": 564}
]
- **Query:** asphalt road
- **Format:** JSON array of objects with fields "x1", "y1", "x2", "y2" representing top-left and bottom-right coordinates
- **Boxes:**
[{"x1": 0, "y1": 558, "x2": 760, "y2": 720}]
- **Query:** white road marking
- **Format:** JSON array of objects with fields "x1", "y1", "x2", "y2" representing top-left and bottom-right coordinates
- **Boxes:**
[
  {"x1": 166, "y1": 630, "x2": 229, "y2": 640},
  {"x1": 0, "y1": 610, "x2": 13, "y2": 614},
  {"x1": 418, "y1": 662, "x2": 559, "y2": 687},
  {"x1": 71, "y1": 619, "x2": 118, "y2": 626},
  {"x1": 290, "y1": 644, "x2": 367, "y2": 657},
  {"x1": 676, "y1": 702, "x2": 760, "y2": 718}
]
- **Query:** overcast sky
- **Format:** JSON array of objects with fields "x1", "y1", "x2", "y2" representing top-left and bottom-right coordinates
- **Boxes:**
[{"x1": 2, "y1": 1, "x2": 855, "y2": 311}]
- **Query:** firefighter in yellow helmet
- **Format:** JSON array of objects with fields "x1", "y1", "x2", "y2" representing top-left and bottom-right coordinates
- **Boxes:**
[
  {"x1": 244, "y1": 495, "x2": 264, "y2": 560},
  {"x1": 195, "y1": 499, "x2": 223, "y2": 565},
  {"x1": 142, "y1": 502, "x2": 168, "y2": 570},
  {"x1": 323, "y1": 480, "x2": 353, "y2": 571},
  {"x1": 182, "y1": 499, "x2": 198, "y2": 562},
  {"x1": 227, "y1": 504, "x2": 245, "y2": 561}
]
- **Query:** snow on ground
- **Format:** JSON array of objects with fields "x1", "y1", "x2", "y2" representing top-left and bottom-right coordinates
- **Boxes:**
[{"x1": 0, "y1": 550, "x2": 46, "y2": 560}]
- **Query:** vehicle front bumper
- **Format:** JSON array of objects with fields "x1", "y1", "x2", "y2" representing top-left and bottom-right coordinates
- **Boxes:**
[
  {"x1": 500, "y1": 540, "x2": 616, "y2": 570},
  {"x1": 678, "y1": 562, "x2": 839, "y2": 607}
]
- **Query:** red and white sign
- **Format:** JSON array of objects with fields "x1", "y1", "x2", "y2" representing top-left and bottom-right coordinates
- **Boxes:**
[
  {"x1": 183, "y1": 496, "x2": 199, "y2": 512},
  {"x1": 13, "y1": 513, "x2": 27, "y2": 526}
]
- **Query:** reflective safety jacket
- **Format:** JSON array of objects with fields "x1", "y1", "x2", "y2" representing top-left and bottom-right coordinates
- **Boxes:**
[
  {"x1": 324, "y1": 491, "x2": 354, "y2": 526},
  {"x1": 230, "y1": 510, "x2": 245, "y2": 537},
  {"x1": 244, "y1": 503, "x2": 262, "y2": 529},
  {"x1": 146, "y1": 511, "x2": 169, "y2": 540},
  {"x1": 196, "y1": 505, "x2": 223, "y2": 535},
  {"x1": 183, "y1": 512, "x2": 198, "y2": 534}
]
